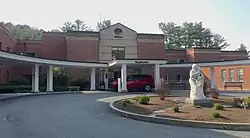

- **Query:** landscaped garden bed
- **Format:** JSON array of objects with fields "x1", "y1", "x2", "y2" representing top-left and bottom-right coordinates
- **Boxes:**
[{"x1": 113, "y1": 96, "x2": 250, "y2": 123}]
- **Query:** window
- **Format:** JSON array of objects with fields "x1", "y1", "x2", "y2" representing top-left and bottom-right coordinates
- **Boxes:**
[
  {"x1": 26, "y1": 53, "x2": 36, "y2": 57},
  {"x1": 176, "y1": 74, "x2": 182, "y2": 82},
  {"x1": 127, "y1": 74, "x2": 149, "y2": 81},
  {"x1": 177, "y1": 59, "x2": 186, "y2": 63},
  {"x1": 221, "y1": 70, "x2": 226, "y2": 83},
  {"x1": 164, "y1": 74, "x2": 168, "y2": 82},
  {"x1": 229, "y1": 69, "x2": 235, "y2": 82},
  {"x1": 237, "y1": 69, "x2": 243, "y2": 82},
  {"x1": 6, "y1": 47, "x2": 10, "y2": 52},
  {"x1": 111, "y1": 47, "x2": 125, "y2": 59},
  {"x1": 0, "y1": 42, "x2": 2, "y2": 50}
]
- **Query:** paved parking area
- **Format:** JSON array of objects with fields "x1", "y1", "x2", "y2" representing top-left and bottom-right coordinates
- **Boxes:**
[{"x1": 0, "y1": 92, "x2": 249, "y2": 138}]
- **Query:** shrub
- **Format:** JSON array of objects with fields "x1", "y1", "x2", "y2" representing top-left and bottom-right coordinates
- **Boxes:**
[
  {"x1": 213, "y1": 103, "x2": 224, "y2": 110},
  {"x1": 193, "y1": 104, "x2": 202, "y2": 108},
  {"x1": 173, "y1": 106, "x2": 180, "y2": 113},
  {"x1": 139, "y1": 95, "x2": 150, "y2": 104},
  {"x1": 132, "y1": 96, "x2": 141, "y2": 102},
  {"x1": 243, "y1": 97, "x2": 250, "y2": 105},
  {"x1": 122, "y1": 99, "x2": 132, "y2": 106},
  {"x1": 212, "y1": 112, "x2": 221, "y2": 118}
]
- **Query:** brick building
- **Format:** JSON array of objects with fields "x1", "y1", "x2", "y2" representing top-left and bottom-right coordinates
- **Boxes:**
[{"x1": 0, "y1": 23, "x2": 249, "y2": 90}]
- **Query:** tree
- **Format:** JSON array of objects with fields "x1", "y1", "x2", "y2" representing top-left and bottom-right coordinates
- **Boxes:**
[
  {"x1": 59, "y1": 19, "x2": 93, "y2": 32},
  {"x1": 96, "y1": 19, "x2": 112, "y2": 31},
  {"x1": 237, "y1": 43, "x2": 249, "y2": 56},
  {"x1": 53, "y1": 66, "x2": 70, "y2": 86},
  {"x1": 2, "y1": 22, "x2": 44, "y2": 40},
  {"x1": 158, "y1": 21, "x2": 230, "y2": 49}
]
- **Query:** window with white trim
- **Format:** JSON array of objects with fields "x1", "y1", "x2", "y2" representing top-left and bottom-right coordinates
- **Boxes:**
[
  {"x1": 229, "y1": 69, "x2": 235, "y2": 82},
  {"x1": 111, "y1": 47, "x2": 125, "y2": 59},
  {"x1": 237, "y1": 69, "x2": 243, "y2": 82},
  {"x1": 221, "y1": 70, "x2": 226, "y2": 83}
]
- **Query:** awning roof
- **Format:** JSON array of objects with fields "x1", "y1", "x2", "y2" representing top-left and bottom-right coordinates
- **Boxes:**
[
  {"x1": 0, "y1": 50, "x2": 249, "y2": 68},
  {"x1": 0, "y1": 50, "x2": 108, "y2": 68}
]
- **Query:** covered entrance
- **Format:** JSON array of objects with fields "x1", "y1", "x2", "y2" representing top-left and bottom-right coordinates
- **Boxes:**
[{"x1": 108, "y1": 59, "x2": 167, "y2": 92}]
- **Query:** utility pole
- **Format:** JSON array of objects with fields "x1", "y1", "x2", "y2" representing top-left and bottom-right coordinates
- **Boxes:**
[{"x1": 100, "y1": 12, "x2": 102, "y2": 23}]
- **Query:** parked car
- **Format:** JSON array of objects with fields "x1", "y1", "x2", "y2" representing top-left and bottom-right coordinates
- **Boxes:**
[{"x1": 111, "y1": 74, "x2": 155, "y2": 92}]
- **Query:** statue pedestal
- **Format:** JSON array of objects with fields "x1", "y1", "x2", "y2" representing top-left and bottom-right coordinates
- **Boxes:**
[{"x1": 186, "y1": 98, "x2": 213, "y2": 107}]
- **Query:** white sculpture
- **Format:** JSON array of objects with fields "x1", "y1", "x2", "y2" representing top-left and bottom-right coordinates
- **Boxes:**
[{"x1": 189, "y1": 64, "x2": 206, "y2": 100}]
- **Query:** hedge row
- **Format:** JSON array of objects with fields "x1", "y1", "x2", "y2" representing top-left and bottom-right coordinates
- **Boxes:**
[{"x1": 0, "y1": 85, "x2": 68, "y2": 93}]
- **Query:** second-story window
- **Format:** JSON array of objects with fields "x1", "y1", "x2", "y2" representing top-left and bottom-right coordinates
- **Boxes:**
[{"x1": 111, "y1": 47, "x2": 125, "y2": 60}]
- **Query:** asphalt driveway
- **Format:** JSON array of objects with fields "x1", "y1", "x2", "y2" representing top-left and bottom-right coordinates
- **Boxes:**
[{"x1": 0, "y1": 92, "x2": 249, "y2": 138}]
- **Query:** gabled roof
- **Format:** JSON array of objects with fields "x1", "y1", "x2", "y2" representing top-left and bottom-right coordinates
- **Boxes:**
[
  {"x1": 0, "y1": 23, "x2": 17, "y2": 43},
  {"x1": 99, "y1": 23, "x2": 137, "y2": 33}
]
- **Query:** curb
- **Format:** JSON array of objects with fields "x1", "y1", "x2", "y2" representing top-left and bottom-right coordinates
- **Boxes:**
[
  {"x1": 0, "y1": 91, "x2": 82, "y2": 102},
  {"x1": 109, "y1": 98, "x2": 250, "y2": 131}
]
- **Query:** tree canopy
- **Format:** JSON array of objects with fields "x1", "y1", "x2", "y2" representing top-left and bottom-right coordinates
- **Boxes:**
[
  {"x1": 2, "y1": 22, "x2": 43, "y2": 40},
  {"x1": 237, "y1": 43, "x2": 249, "y2": 56},
  {"x1": 59, "y1": 19, "x2": 93, "y2": 32},
  {"x1": 96, "y1": 19, "x2": 112, "y2": 31},
  {"x1": 158, "y1": 21, "x2": 230, "y2": 49},
  {"x1": 1, "y1": 20, "x2": 232, "y2": 50}
]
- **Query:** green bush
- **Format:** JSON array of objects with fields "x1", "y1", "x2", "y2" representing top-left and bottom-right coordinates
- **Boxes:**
[
  {"x1": 122, "y1": 99, "x2": 132, "y2": 106},
  {"x1": 69, "y1": 78, "x2": 89, "y2": 90},
  {"x1": 173, "y1": 106, "x2": 180, "y2": 112},
  {"x1": 212, "y1": 112, "x2": 221, "y2": 118},
  {"x1": 139, "y1": 95, "x2": 150, "y2": 104},
  {"x1": 0, "y1": 85, "x2": 68, "y2": 93},
  {"x1": 193, "y1": 104, "x2": 202, "y2": 108},
  {"x1": 213, "y1": 103, "x2": 224, "y2": 110},
  {"x1": 242, "y1": 97, "x2": 250, "y2": 105},
  {"x1": 132, "y1": 96, "x2": 141, "y2": 102}
]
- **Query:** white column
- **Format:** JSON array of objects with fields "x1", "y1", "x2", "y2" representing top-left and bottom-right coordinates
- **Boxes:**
[
  {"x1": 31, "y1": 66, "x2": 35, "y2": 92},
  {"x1": 90, "y1": 68, "x2": 96, "y2": 91},
  {"x1": 46, "y1": 69, "x2": 49, "y2": 91},
  {"x1": 121, "y1": 64, "x2": 127, "y2": 92},
  {"x1": 47, "y1": 66, "x2": 53, "y2": 92},
  {"x1": 104, "y1": 68, "x2": 109, "y2": 90},
  {"x1": 34, "y1": 64, "x2": 39, "y2": 92},
  {"x1": 210, "y1": 66, "x2": 215, "y2": 89},
  {"x1": 154, "y1": 64, "x2": 160, "y2": 90}
]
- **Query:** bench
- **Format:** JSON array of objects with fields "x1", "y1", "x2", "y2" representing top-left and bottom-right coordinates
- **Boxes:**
[
  {"x1": 168, "y1": 82, "x2": 186, "y2": 90},
  {"x1": 67, "y1": 86, "x2": 80, "y2": 91},
  {"x1": 224, "y1": 82, "x2": 243, "y2": 90}
]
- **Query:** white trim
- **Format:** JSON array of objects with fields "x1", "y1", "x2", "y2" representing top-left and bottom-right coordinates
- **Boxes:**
[
  {"x1": 108, "y1": 59, "x2": 167, "y2": 66},
  {"x1": 159, "y1": 59, "x2": 250, "y2": 68},
  {"x1": 0, "y1": 51, "x2": 108, "y2": 68}
]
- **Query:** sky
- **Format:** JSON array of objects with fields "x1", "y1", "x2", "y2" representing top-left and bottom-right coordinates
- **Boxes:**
[{"x1": 0, "y1": 0, "x2": 249, "y2": 50}]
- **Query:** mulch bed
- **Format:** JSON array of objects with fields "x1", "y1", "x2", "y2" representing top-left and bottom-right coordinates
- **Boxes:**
[{"x1": 114, "y1": 96, "x2": 250, "y2": 123}]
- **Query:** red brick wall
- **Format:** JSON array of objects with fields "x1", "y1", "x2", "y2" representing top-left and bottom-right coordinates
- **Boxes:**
[
  {"x1": 66, "y1": 36, "x2": 99, "y2": 80},
  {"x1": 193, "y1": 48, "x2": 221, "y2": 62},
  {"x1": 137, "y1": 41, "x2": 165, "y2": 59},
  {"x1": 66, "y1": 37, "x2": 99, "y2": 62},
  {"x1": 202, "y1": 66, "x2": 250, "y2": 90},
  {"x1": 0, "y1": 25, "x2": 17, "y2": 84},
  {"x1": 42, "y1": 33, "x2": 66, "y2": 60}
]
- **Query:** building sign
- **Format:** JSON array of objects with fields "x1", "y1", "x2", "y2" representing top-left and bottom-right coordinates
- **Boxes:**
[{"x1": 135, "y1": 60, "x2": 149, "y2": 64}]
